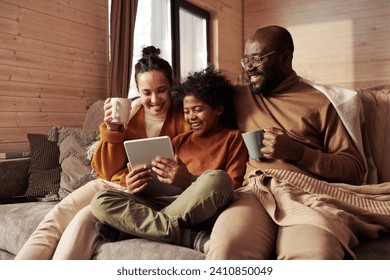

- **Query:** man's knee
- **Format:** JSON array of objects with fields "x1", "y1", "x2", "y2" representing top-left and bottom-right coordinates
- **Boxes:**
[
  {"x1": 206, "y1": 188, "x2": 276, "y2": 259},
  {"x1": 277, "y1": 225, "x2": 345, "y2": 260}
]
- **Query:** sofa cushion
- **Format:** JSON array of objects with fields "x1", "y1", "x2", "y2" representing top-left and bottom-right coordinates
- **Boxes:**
[
  {"x1": 0, "y1": 200, "x2": 205, "y2": 260},
  {"x1": 0, "y1": 201, "x2": 57, "y2": 256},
  {"x1": 354, "y1": 233, "x2": 390, "y2": 260},
  {"x1": 93, "y1": 238, "x2": 205, "y2": 260},
  {"x1": 358, "y1": 85, "x2": 390, "y2": 183},
  {"x1": 0, "y1": 158, "x2": 30, "y2": 198},
  {"x1": 47, "y1": 127, "x2": 100, "y2": 200},
  {"x1": 83, "y1": 100, "x2": 104, "y2": 130},
  {"x1": 25, "y1": 134, "x2": 61, "y2": 197}
]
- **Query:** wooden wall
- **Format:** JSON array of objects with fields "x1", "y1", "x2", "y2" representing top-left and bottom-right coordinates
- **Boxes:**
[
  {"x1": 188, "y1": 0, "x2": 243, "y2": 84},
  {"x1": 189, "y1": 0, "x2": 390, "y2": 89},
  {"x1": 0, "y1": 0, "x2": 108, "y2": 152},
  {"x1": 243, "y1": 0, "x2": 390, "y2": 89},
  {"x1": 1, "y1": 0, "x2": 389, "y2": 152}
]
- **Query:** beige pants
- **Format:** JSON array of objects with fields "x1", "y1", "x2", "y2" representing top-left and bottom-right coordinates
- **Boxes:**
[
  {"x1": 15, "y1": 179, "x2": 122, "y2": 260},
  {"x1": 206, "y1": 186, "x2": 345, "y2": 260}
]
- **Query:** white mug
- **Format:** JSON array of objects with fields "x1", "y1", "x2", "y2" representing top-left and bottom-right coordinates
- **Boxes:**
[{"x1": 110, "y1": 98, "x2": 132, "y2": 124}]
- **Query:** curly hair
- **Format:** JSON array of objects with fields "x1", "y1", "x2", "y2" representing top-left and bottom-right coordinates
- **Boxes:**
[{"x1": 175, "y1": 66, "x2": 238, "y2": 129}]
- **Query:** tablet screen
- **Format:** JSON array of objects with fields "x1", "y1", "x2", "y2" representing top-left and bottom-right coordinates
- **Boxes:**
[
  {"x1": 124, "y1": 136, "x2": 174, "y2": 169},
  {"x1": 123, "y1": 136, "x2": 182, "y2": 196}
]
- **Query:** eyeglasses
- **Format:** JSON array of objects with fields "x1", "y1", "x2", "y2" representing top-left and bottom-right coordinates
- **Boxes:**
[{"x1": 240, "y1": 50, "x2": 278, "y2": 68}]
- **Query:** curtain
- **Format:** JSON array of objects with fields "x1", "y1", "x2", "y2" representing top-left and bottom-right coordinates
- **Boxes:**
[{"x1": 108, "y1": 0, "x2": 138, "y2": 97}]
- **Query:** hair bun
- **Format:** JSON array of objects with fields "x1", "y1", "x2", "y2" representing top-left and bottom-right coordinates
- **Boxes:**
[{"x1": 142, "y1": 46, "x2": 161, "y2": 58}]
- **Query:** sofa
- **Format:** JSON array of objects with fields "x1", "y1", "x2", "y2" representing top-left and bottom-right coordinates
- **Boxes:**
[{"x1": 0, "y1": 84, "x2": 389, "y2": 260}]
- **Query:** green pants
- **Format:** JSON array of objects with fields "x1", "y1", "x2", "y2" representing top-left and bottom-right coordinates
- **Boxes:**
[{"x1": 91, "y1": 169, "x2": 234, "y2": 245}]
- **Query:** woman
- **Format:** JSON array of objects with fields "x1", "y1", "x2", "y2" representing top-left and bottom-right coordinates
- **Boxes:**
[{"x1": 15, "y1": 46, "x2": 189, "y2": 260}]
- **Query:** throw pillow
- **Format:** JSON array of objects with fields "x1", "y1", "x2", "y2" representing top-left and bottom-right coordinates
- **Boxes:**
[
  {"x1": 48, "y1": 126, "x2": 100, "y2": 199},
  {"x1": 25, "y1": 134, "x2": 61, "y2": 197}
]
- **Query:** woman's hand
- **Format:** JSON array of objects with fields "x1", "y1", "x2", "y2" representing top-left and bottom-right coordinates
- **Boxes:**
[
  {"x1": 262, "y1": 127, "x2": 304, "y2": 162},
  {"x1": 151, "y1": 155, "x2": 192, "y2": 189},
  {"x1": 125, "y1": 164, "x2": 152, "y2": 194},
  {"x1": 103, "y1": 97, "x2": 122, "y2": 131}
]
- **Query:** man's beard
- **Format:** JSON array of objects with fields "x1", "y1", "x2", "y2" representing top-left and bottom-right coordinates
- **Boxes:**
[
  {"x1": 250, "y1": 74, "x2": 272, "y2": 95},
  {"x1": 249, "y1": 72, "x2": 281, "y2": 96}
]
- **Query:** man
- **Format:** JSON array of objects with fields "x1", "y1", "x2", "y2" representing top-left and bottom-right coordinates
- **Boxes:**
[{"x1": 205, "y1": 25, "x2": 366, "y2": 260}]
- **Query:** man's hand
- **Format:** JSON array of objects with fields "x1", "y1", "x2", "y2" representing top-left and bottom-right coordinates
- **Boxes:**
[
  {"x1": 151, "y1": 155, "x2": 192, "y2": 189},
  {"x1": 262, "y1": 127, "x2": 304, "y2": 162}
]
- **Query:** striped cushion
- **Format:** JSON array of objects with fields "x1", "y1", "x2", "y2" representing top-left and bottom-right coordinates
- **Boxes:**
[{"x1": 49, "y1": 126, "x2": 99, "y2": 199}]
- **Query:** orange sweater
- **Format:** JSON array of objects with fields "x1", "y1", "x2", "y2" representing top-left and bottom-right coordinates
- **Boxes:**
[
  {"x1": 172, "y1": 127, "x2": 248, "y2": 189},
  {"x1": 92, "y1": 105, "x2": 189, "y2": 185}
]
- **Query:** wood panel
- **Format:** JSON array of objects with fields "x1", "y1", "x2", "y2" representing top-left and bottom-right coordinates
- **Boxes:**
[
  {"x1": 0, "y1": 64, "x2": 107, "y2": 88},
  {"x1": 0, "y1": 33, "x2": 107, "y2": 65},
  {"x1": 0, "y1": 112, "x2": 86, "y2": 128},
  {"x1": 243, "y1": 0, "x2": 390, "y2": 89},
  {"x1": 0, "y1": 0, "x2": 108, "y2": 152},
  {"x1": 1, "y1": 48, "x2": 107, "y2": 77},
  {"x1": 2, "y1": 0, "x2": 388, "y2": 152},
  {"x1": 2, "y1": 0, "x2": 107, "y2": 29},
  {"x1": 0, "y1": 80, "x2": 106, "y2": 99},
  {"x1": 0, "y1": 17, "x2": 106, "y2": 53},
  {"x1": 0, "y1": 96, "x2": 95, "y2": 113},
  {"x1": 217, "y1": 0, "x2": 243, "y2": 83},
  {"x1": 188, "y1": 0, "x2": 243, "y2": 83}
]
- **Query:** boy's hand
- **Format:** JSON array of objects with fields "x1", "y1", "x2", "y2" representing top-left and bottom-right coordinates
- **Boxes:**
[
  {"x1": 151, "y1": 155, "x2": 192, "y2": 189},
  {"x1": 125, "y1": 163, "x2": 152, "y2": 194}
]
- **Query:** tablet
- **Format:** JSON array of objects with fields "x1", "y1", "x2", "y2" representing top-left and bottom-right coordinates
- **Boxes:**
[{"x1": 123, "y1": 136, "x2": 183, "y2": 197}]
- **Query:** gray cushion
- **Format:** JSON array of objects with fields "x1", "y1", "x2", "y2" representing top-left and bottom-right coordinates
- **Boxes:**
[
  {"x1": 93, "y1": 238, "x2": 205, "y2": 260},
  {"x1": 0, "y1": 201, "x2": 56, "y2": 255}
]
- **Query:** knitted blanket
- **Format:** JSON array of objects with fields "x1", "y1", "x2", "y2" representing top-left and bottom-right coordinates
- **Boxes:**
[{"x1": 249, "y1": 169, "x2": 390, "y2": 259}]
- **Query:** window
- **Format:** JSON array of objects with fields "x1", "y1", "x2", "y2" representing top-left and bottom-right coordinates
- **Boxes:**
[
  {"x1": 171, "y1": 0, "x2": 210, "y2": 80},
  {"x1": 127, "y1": 0, "x2": 210, "y2": 98},
  {"x1": 128, "y1": 0, "x2": 172, "y2": 97}
]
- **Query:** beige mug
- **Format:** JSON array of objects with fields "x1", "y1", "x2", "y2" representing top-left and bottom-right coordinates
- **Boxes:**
[{"x1": 110, "y1": 98, "x2": 132, "y2": 124}]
